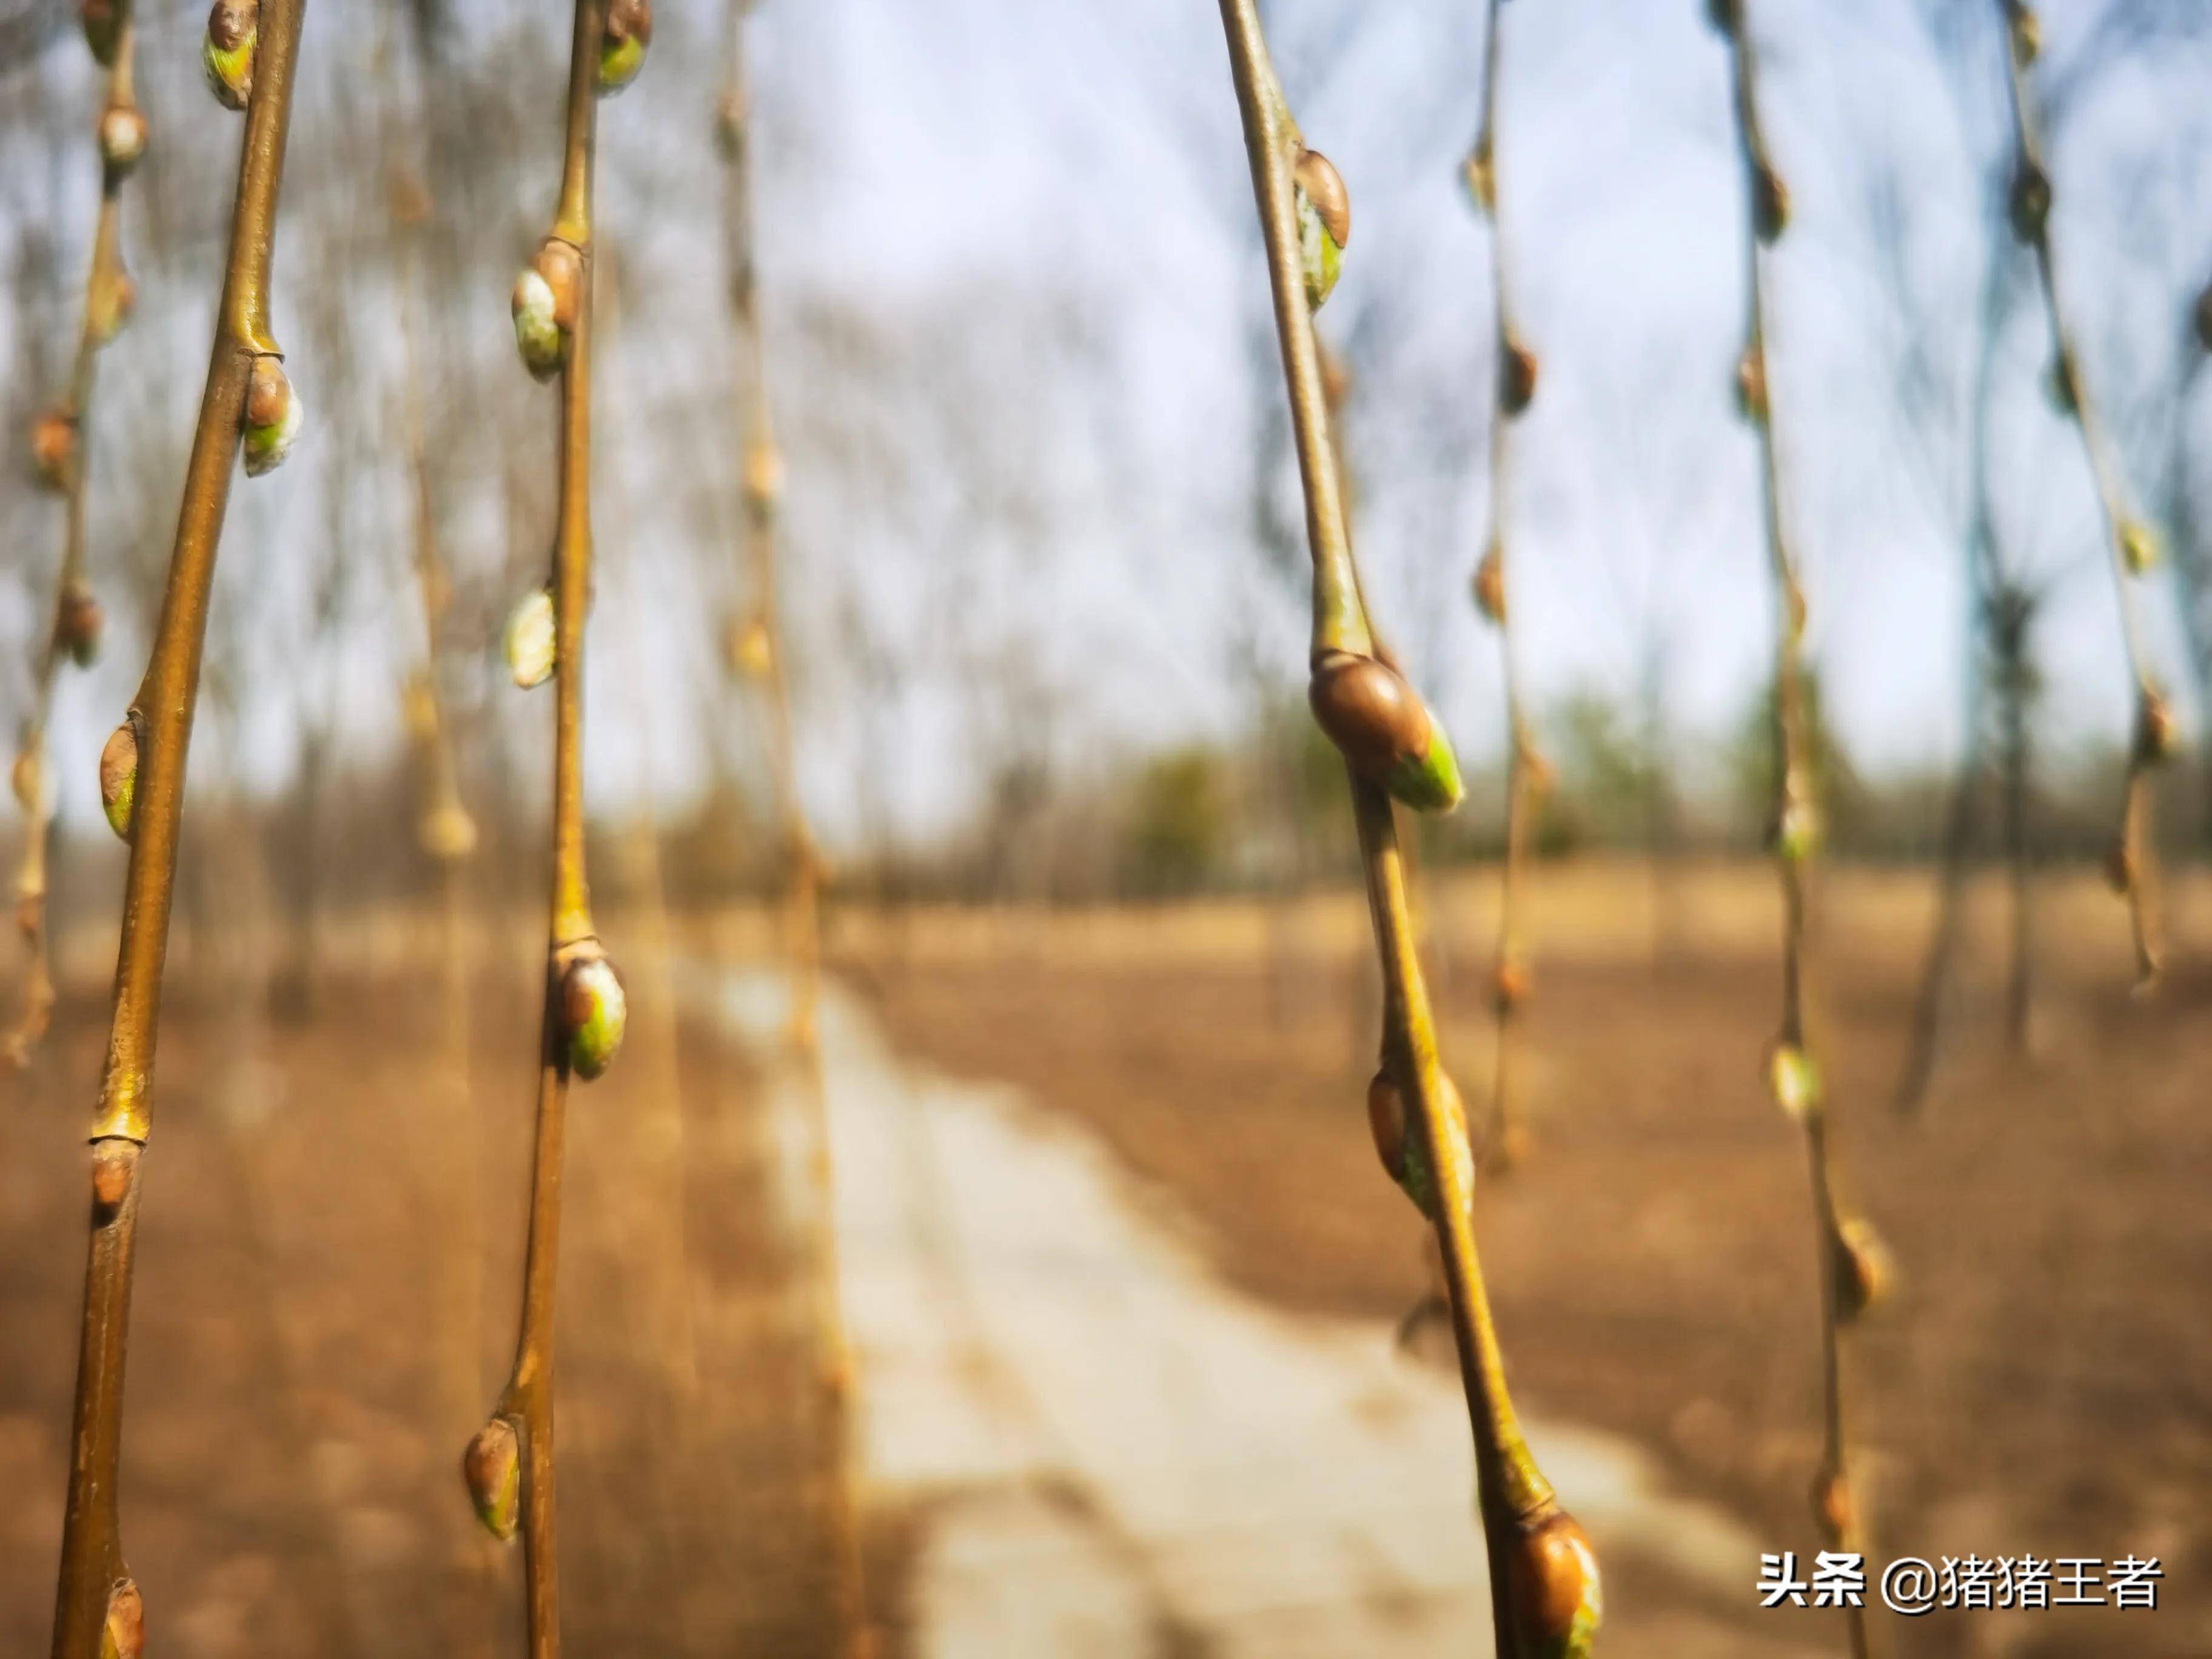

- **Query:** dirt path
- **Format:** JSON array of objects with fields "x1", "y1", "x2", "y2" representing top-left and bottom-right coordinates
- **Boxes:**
[{"x1": 708, "y1": 969, "x2": 1822, "y2": 1658}]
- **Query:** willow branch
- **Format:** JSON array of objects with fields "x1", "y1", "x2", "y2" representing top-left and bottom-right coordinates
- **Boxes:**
[
  {"x1": 49, "y1": 2, "x2": 309, "y2": 1654},
  {"x1": 1997, "y1": 0, "x2": 2171, "y2": 987},
  {"x1": 8, "y1": 7, "x2": 146, "y2": 1065},
  {"x1": 1466, "y1": 0, "x2": 1544, "y2": 1171},
  {"x1": 1218, "y1": 3, "x2": 1595, "y2": 1654},
  {"x1": 717, "y1": 6, "x2": 873, "y2": 1649},
  {"x1": 470, "y1": 4, "x2": 646, "y2": 1654},
  {"x1": 1723, "y1": 12, "x2": 1889, "y2": 1655}
]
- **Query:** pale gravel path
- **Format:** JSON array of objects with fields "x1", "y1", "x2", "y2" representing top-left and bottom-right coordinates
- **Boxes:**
[{"x1": 705, "y1": 969, "x2": 1828, "y2": 1658}]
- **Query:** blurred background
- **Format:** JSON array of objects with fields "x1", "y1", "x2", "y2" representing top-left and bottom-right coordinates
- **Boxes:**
[{"x1": 2, "y1": 0, "x2": 2210, "y2": 1654}]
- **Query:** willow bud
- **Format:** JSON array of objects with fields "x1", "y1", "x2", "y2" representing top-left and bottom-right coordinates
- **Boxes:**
[
  {"x1": 1309, "y1": 649, "x2": 1464, "y2": 813},
  {"x1": 1734, "y1": 346, "x2": 1768, "y2": 423},
  {"x1": 1766, "y1": 1039, "x2": 1820, "y2": 1120},
  {"x1": 504, "y1": 586, "x2": 557, "y2": 689},
  {"x1": 420, "y1": 802, "x2": 478, "y2": 862},
  {"x1": 31, "y1": 410, "x2": 76, "y2": 491},
  {"x1": 2118, "y1": 520, "x2": 2159, "y2": 577},
  {"x1": 85, "y1": 266, "x2": 134, "y2": 346},
  {"x1": 512, "y1": 238, "x2": 583, "y2": 381},
  {"x1": 597, "y1": 0, "x2": 652, "y2": 95},
  {"x1": 203, "y1": 0, "x2": 258, "y2": 110},
  {"x1": 1507, "y1": 1512, "x2": 1602, "y2": 1659},
  {"x1": 555, "y1": 937, "x2": 628, "y2": 1080},
  {"x1": 1500, "y1": 333, "x2": 1538, "y2": 416},
  {"x1": 1366, "y1": 1067, "x2": 1474, "y2": 1223},
  {"x1": 99, "y1": 106, "x2": 148, "y2": 178},
  {"x1": 725, "y1": 614, "x2": 773, "y2": 679},
  {"x1": 1775, "y1": 776, "x2": 1820, "y2": 865},
  {"x1": 715, "y1": 85, "x2": 748, "y2": 160},
  {"x1": 2046, "y1": 349, "x2": 2078, "y2": 416},
  {"x1": 2134, "y1": 686, "x2": 2178, "y2": 765},
  {"x1": 1317, "y1": 340, "x2": 1352, "y2": 413},
  {"x1": 1461, "y1": 139, "x2": 1494, "y2": 214},
  {"x1": 241, "y1": 355, "x2": 303, "y2": 477},
  {"x1": 1293, "y1": 149, "x2": 1349, "y2": 312},
  {"x1": 400, "y1": 674, "x2": 440, "y2": 743},
  {"x1": 81, "y1": 0, "x2": 121, "y2": 65},
  {"x1": 1809, "y1": 1464, "x2": 1853, "y2": 1546},
  {"x1": 1706, "y1": 0, "x2": 1740, "y2": 35},
  {"x1": 2103, "y1": 832, "x2": 2135, "y2": 896},
  {"x1": 2004, "y1": 1, "x2": 2040, "y2": 64},
  {"x1": 1473, "y1": 541, "x2": 1506, "y2": 625},
  {"x1": 2008, "y1": 159, "x2": 2051, "y2": 244},
  {"x1": 462, "y1": 1417, "x2": 521, "y2": 1541},
  {"x1": 1493, "y1": 953, "x2": 1529, "y2": 1014},
  {"x1": 1829, "y1": 1215, "x2": 1893, "y2": 1323},
  {"x1": 99, "y1": 1577, "x2": 144, "y2": 1659},
  {"x1": 742, "y1": 438, "x2": 785, "y2": 518},
  {"x1": 99, "y1": 717, "x2": 139, "y2": 842},
  {"x1": 12, "y1": 748, "x2": 43, "y2": 812},
  {"x1": 1752, "y1": 162, "x2": 1789, "y2": 243},
  {"x1": 56, "y1": 581, "x2": 103, "y2": 668}
]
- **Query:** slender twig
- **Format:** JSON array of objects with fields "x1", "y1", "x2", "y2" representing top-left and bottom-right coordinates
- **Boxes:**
[
  {"x1": 47, "y1": 2, "x2": 310, "y2": 1653},
  {"x1": 717, "y1": 8, "x2": 874, "y2": 1650},
  {"x1": 1997, "y1": 0, "x2": 2174, "y2": 987},
  {"x1": 1464, "y1": 0, "x2": 1545, "y2": 1171},
  {"x1": 7, "y1": 4, "x2": 147, "y2": 1066},
  {"x1": 1216, "y1": 5, "x2": 1597, "y2": 1654},
  {"x1": 1719, "y1": 8, "x2": 1891, "y2": 1655},
  {"x1": 466, "y1": 4, "x2": 647, "y2": 1653}
]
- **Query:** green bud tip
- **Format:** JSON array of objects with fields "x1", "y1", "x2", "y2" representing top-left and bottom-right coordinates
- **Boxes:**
[
  {"x1": 504, "y1": 587, "x2": 557, "y2": 690},
  {"x1": 1293, "y1": 149, "x2": 1349, "y2": 311},
  {"x1": 462, "y1": 1418, "x2": 521, "y2": 1542},
  {"x1": 1509, "y1": 1512, "x2": 1602, "y2": 1659},
  {"x1": 99, "y1": 1577, "x2": 144, "y2": 1659},
  {"x1": 1309, "y1": 649, "x2": 1465, "y2": 813},
  {"x1": 203, "y1": 0, "x2": 258, "y2": 110},
  {"x1": 241, "y1": 356, "x2": 303, "y2": 477},
  {"x1": 2120, "y1": 520, "x2": 2160, "y2": 577},
  {"x1": 99, "y1": 719, "x2": 138, "y2": 842},
  {"x1": 557, "y1": 941, "x2": 628, "y2": 1081},
  {"x1": 511, "y1": 239, "x2": 582, "y2": 381},
  {"x1": 1766, "y1": 1039, "x2": 1820, "y2": 1119},
  {"x1": 595, "y1": 0, "x2": 652, "y2": 96}
]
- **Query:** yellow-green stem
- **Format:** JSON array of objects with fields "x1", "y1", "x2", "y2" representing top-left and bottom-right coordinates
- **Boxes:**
[
  {"x1": 1218, "y1": 4, "x2": 1570, "y2": 1653},
  {"x1": 50, "y1": 1, "x2": 308, "y2": 1652},
  {"x1": 9, "y1": 5, "x2": 140, "y2": 1064},
  {"x1": 1728, "y1": 13, "x2": 1872, "y2": 1657},
  {"x1": 721, "y1": 7, "x2": 874, "y2": 1648},
  {"x1": 1997, "y1": 2, "x2": 2164, "y2": 986},
  {"x1": 488, "y1": 3, "x2": 603, "y2": 1652}
]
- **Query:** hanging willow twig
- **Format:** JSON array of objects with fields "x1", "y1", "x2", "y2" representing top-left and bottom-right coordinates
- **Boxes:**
[
  {"x1": 47, "y1": 2, "x2": 312, "y2": 1654},
  {"x1": 464, "y1": 4, "x2": 649, "y2": 1654},
  {"x1": 1216, "y1": 4, "x2": 1597, "y2": 1654},
  {"x1": 1717, "y1": 8, "x2": 1893, "y2": 1657},
  {"x1": 1464, "y1": 0, "x2": 1548, "y2": 1172},
  {"x1": 716, "y1": 5, "x2": 874, "y2": 1649},
  {"x1": 7, "y1": 2, "x2": 149, "y2": 1066},
  {"x1": 1996, "y1": 0, "x2": 2175, "y2": 987}
]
